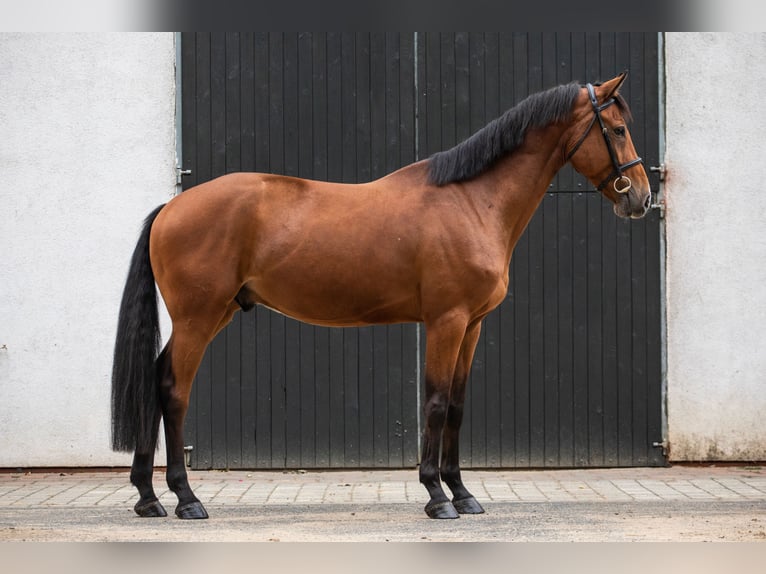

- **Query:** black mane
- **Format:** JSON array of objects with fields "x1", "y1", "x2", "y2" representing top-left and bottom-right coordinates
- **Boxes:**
[{"x1": 427, "y1": 82, "x2": 582, "y2": 186}]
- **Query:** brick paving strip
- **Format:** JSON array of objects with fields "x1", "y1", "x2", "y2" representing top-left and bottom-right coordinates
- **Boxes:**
[{"x1": 1, "y1": 466, "x2": 764, "y2": 508}]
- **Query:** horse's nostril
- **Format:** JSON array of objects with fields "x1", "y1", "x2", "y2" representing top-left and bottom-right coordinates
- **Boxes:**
[{"x1": 644, "y1": 194, "x2": 651, "y2": 210}]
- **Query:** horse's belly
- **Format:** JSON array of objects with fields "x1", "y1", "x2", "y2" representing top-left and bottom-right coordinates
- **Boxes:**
[{"x1": 247, "y1": 273, "x2": 421, "y2": 327}]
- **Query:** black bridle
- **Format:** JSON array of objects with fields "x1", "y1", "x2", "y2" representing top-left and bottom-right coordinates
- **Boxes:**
[{"x1": 566, "y1": 83, "x2": 643, "y2": 193}]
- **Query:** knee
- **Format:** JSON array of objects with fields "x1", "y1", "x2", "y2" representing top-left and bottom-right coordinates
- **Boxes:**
[{"x1": 424, "y1": 393, "x2": 449, "y2": 423}]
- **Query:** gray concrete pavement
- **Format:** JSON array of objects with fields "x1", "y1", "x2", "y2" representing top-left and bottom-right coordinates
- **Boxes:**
[{"x1": 1, "y1": 465, "x2": 765, "y2": 541}]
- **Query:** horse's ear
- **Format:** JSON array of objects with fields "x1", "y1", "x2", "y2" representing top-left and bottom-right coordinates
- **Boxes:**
[{"x1": 598, "y1": 70, "x2": 628, "y2": 101}]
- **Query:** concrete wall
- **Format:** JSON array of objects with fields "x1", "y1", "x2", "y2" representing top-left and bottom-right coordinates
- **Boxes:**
[
  {"x1": 0, "y1": 33, "x2": 176, "y2": 466},
  {"x1": 664, "y1": 33, "x2": 766, "y2": 460}
]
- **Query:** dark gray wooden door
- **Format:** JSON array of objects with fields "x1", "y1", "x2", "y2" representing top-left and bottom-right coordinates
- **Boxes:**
[{"x1": 181, "y1": 32, "x2": 665, "y2": 469}]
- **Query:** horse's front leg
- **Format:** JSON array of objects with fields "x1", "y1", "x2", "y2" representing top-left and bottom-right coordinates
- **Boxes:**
[
  {"x1": 440, "y1": 319, "x2": 485, "y2": 514},
  {"x1": 420, "y1": 314, "x2": 470, "y2": 519}
]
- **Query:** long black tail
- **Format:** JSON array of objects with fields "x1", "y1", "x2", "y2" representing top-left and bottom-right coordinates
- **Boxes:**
[{"x1": 111, "y1": 204, "x2": 166, "y2": 453}]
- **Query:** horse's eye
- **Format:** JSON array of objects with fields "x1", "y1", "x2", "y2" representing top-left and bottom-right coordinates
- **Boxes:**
[{"x1": 613, "y1": 126, "x2": 626, "y2": 137}]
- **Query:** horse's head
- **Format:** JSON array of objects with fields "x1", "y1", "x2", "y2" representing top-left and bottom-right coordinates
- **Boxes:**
[{"x1": 565, "y1": 71, "x2": 651, "y2": 219}]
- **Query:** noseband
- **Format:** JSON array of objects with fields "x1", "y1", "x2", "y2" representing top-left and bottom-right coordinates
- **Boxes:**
[{"x1": 566, "y1": 83, "x2": 643, "y2": 193}]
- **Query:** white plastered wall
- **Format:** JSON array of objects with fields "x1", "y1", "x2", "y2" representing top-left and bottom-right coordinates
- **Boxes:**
[
  {"x1": 0, "y1": 33, "x2": 176, "y2": 466},
  {"x1": 664, "y1": 33, "x2": 766, "y2": 460}
]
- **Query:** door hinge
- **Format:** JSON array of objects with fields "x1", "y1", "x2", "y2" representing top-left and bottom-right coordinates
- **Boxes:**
[
  {"x1": 183, "y1": 445, "x2": 194, "y2": 468},
  {"x1": 176, "y1": 167, "x2": 192, "y2": 186},
  {"x1": 650, "y1": 195, "x2": 666, "y2": 218},
  {"x1": 649, "y1": 163, "x2": 666, "y2": 182}
]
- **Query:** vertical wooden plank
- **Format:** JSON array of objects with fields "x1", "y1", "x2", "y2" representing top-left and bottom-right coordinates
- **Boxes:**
[
  {"x1": 466, "y1": 32, "x2": 487, "y2": 468},
  {"x1": 645, "y1": 208, "x2": 664, "y2": 465},
  {"x1": 344, "y1": 325, "x2": 362, "y2": 467},
  {"x1": 370, "y1": 40, "x2": 388, "y2": 472},
  {"x1": 497, "y1": 33, "x2": 516, "y2": 467},
  {"x1": 566, "y1": 34, "x2": 591, "y2": 467},
  {"x1": 400, "y1": 34, "x2": 419, "y2": 468},
  {"x1": 556, "y1": 32, "x2": 575, "y2": 192},
  {"x1": 254, "y1": 33, "x2": 270, "y2": 175},
  {"x1": 297, "y1": 33, "x2": 316, "y2": 469},
  {"x1": 440, "y1": 32, "x2": 457, "y2": 152},
  {"x1": 373, "y1": 326, "x2": 389, "y2": 467},
  {"x1": 313, "y1": 32, "x2": 329, "y2": 183},
  {"x1": 313, "y1": 325, "x2": 330, "y2": 468},
  {"x1": 331, "y1": 317, "x2": 347, "y2": 464},
  {"x1": 398, "y1": 33, "x2": 415, "y2": 169},
  {"x1": 181, "y1": 33, "x2": 198, "y2": 189},
  {"x1": 282, "y1": 34, "x2": 302, "y2": 469},
  {"x1": 524, "y1": 33, "x2": 546, "y2": 469},
  {"x1": 240, "y1": 317, "x2": 257, "y2": 467},
  {"x1": 210, "y1": 330, "x2": 227, "y2": 468},
  {"x1": 542, "y1": 192, "x2": 559, "y2": 467},
  {"x1": 402, "y1": 323, "x2": 420, "y2": 467},
  {"x1": 583, "y1": 32, "x2": 603, "y2": 467},
  {"x1": 239, "y1": 37, "x2": 257, "y2": 470},
  {"x1": 511, "y1": 32, "x2": 531, "y2": 467},
  {"x1": 225, "y1": 33, "x2": 241, "y2": 175},
  {"x1": 423, "y1": 33, "x2": 441, "y2": 157},
  {"x1": 572, "y1": 191, "x2": 589, "y2": 466},
  {"x1": 240, "y1": 33, "x2": 255, "y2": 174},
  {"x1": 225, "y1": 317, "x2": 242, "y2": 468},
  {"x1": 631, "y1": 211, "x2": 649, "y2": 466},
  {"x1": 210, "y1": 33, "x2": 226, "y2": 180},
  {"x1": 355, "y1": 325, "x2": 374, "y2": 467},
  {"x1": 387, "y1": 326, "x2": 404, "y2": 467},
  {"x1": 370, "y1": 32, "x2": 386, "y2": 180},
  {"x1": 325, "y1": 33, "x2": 344, "y2": 468},
  {"x1": 541, "y1": 33, "x2": 560, "y2": 467},
  {"x1": 483, "y1": 33, "x2": 502, "y2": 468},
  {"x1": 206, "y1": 33, "x2": 227, "y2": 469},
  {"x1": 267, "y1": 33, "x2": 287, "y2": 469},
  {"x1": 557, "y1": 192, "x2": 575, "y2": 468},
  {"x1": 180, "y1": 33, "x2": 198, "y2": 464},
  {"x1": 194, "y1": 32, "x2": 212, "y2": 185},
  {"x1": 223, "y1": 34, "x2": 243, "y2": 469},
  {"x1": 341, "y1": 32, "x2": 356, "y2": 185},
  {"x1": 252, "y1": 33, "x2": 271, "y2": 469},
  {"x1": 191, "y1": 25, "x2": 212, "y2": 466},
  {"x1": 601, "y1": 201, "x2": 619, "y2": 467},
  {"x1": 385, "y1": 32, "x2": 400, "y2": 175},
  {"x1": 614, "y1": 33, "x2": 634, "y2": 467}
]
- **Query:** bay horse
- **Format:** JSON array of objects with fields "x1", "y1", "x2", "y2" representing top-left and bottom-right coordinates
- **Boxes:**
[{"x1": 111, "y1": 72, "x2": 651, "y2": 520}]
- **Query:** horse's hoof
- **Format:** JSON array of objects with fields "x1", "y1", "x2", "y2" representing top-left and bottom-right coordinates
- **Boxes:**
[
  {"x1": 453, "y1": 496, "x2": 485, "y2": 514},
  {"x1": 175, "y1": 501, "x2": 209, "y2": 519},
  {"x1": 134, "y1": 499, "x2": 168, "y2": 517},
  {"x1": 424, "y1": 500, "x2": 460, "y2": 519}
]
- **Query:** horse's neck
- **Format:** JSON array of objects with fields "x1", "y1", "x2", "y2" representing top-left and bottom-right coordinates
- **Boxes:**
[{"x1": 472, "y1": 124, "x2": 567, "y2": 253}]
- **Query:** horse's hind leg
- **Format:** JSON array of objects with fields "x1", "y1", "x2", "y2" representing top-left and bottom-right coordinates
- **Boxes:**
[
  {"x1": 160, "y1": 303, "x2": 238, "y2": 519},
  {"x1": 130, "y1": 370, "x2": 166, "y2": 517},
  {"x1": 440, "y1": 320, "x2": 485, "y2": 514}
]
